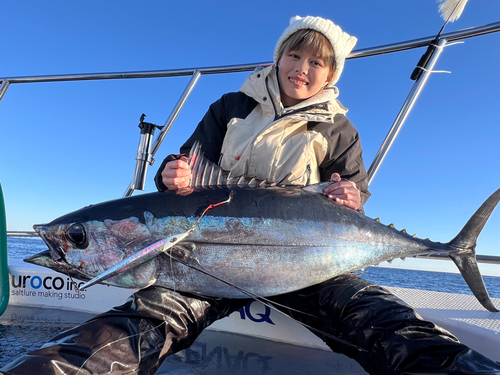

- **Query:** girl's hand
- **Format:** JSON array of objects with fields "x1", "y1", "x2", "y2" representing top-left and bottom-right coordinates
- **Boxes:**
[
  {"x1": 323, "y1": 173, "x2": 361, "y2": 210},
  {"x1": 161, "y1": 157, "x2": 192, "y2": 190}
]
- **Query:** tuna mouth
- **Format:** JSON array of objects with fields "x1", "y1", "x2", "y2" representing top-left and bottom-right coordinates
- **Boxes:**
[
  {"x1": 24, "y1": 249, "x2": 57, "y2": 267},
  {"x1": 24, "y1": 250, "x2": 92, "y2": 282},
  {"x1": 33, "y1": 224, "x2": 66, "y2": 262}
]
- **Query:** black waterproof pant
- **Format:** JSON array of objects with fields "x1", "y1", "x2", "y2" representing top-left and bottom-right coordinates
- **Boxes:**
[{"x1": 1, "y1": 275, "x2": 499, "y2": 375}]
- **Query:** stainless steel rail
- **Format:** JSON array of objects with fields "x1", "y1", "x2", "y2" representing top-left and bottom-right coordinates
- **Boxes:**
[
  {"x1": 1, "y1": 21, "x2": 500, "y2": 192},
  {"x1": 366, "y1": 38, "x2": 448, "y2": 185},
  {"x1": 2, "y1": 21, "x2": 499, "y2": 85},
  {"x1": 0, "y1": 80, "x2": 9, "y2": 102},
  {"x1": 348, "y1": 20, "x2": 500, "y2": 59},
  {"x1": 423, "y1": 253, "x2": 500, "y2": 266},
  {"x1": 123, "y1": 71, "x2": 202, "y2": 197}
]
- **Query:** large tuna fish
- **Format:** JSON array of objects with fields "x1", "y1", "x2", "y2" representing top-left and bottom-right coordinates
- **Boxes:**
[{"x1": 25, "y1": 142, "x2": 500, "y2": 312}]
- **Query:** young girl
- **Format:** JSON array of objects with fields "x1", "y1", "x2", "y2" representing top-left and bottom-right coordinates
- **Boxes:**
[
  {"x1": 157, "y1": 15, "x2": 369, "y2": 212},
  {"x1": 2, "y1": 15, "x2": 500, "y2": 375}
]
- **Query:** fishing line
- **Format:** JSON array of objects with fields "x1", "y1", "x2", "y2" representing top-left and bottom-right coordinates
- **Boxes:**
[
  {"x1": 168, "y1": 246, "x2": 176, "y2": 294},
  {"x1": 70, "y1": 191, "x2": 368, "y2": 372},
  {"x1": 166, "y1": 193, "x2": 317, "y2": 319},
  {"x1": 76, "y1": 194, "x2": 237, "y2": 372},
  {"x1": 74, "y1": 318, "x2": 167, "y2": 374},
  {"x1": 164, "y1": 191, "x2": 234, "y2": 295},
  {"x1": 52, "y1": 260, "x2": 92, "y2": 294},
  {"x1": 54, "y1": 260, "x2": 82, "y2": 291},
  {"x1": 162, "y1": 192, "x2": 365, "y2": 352},
  {"x1": 56, "y1": 194, "x2": 238, "y2": 373},
  {"x1": 47, "y1": 260, "x2": 166, "y2": 375},
  {"x1": 164, "y1": 248, "x2": 367, "y2": 353}
]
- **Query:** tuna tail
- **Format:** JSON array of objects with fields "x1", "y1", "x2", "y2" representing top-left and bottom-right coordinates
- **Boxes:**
[{"x1": 447, "y1": 187, "x2": 500, "y2": 312}]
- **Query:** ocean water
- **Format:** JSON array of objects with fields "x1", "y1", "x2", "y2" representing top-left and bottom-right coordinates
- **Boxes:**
[
  {"x1": 6, "y1": 236, "x2": 500, "y2": 298},
  {"x1": 7, "y1": 236, "x2": 48, "y2": 264}
]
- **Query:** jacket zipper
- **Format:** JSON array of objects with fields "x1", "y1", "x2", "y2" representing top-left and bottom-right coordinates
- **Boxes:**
[
  {"x1": 264, "y1": 76, "x2": 280, "y2": 121},
  {"x1": 306, "y1": 164, "x2": 312, "y2": 186},
  {"x1": 265, "y1": 74, "x2": 330, "y2": 121},
  {"x1": 278, "y1": 102, "x2": 331, "y2": 120}
]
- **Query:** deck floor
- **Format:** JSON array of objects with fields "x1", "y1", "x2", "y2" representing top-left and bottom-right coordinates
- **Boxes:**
[
  {"x1": 0, "y1": 305, "x2": 95, "y2": 369},
  {"x1": 158, "y1": 330, "x2": 366, "y2": 375},
  {"x1": 3, "y1": 286, "x2": 499, "y2": 373},
  {"x1": 0, "y1": 305, "x2": 367, "y2": 374}
]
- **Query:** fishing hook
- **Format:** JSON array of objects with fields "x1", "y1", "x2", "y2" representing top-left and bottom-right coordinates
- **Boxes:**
[{"x1": 78, "y1": 193, "x2": 234, "y2": 290}]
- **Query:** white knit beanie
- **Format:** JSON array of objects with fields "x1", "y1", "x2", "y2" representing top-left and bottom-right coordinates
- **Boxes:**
[{"x1": 274, "y1": 16, "x2": 357, "y2": 86}]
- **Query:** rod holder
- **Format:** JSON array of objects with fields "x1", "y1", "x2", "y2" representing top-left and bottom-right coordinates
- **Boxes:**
[{"x1": 131, "y1": 114, "x2": 163, "y2": 192}]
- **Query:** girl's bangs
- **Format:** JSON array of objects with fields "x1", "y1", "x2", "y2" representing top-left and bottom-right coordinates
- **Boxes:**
[{"x1": 286, "y1": 30, "x2": 335, "y2": 70}]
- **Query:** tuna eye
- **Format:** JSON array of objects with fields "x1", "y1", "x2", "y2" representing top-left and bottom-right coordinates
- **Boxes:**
[{"x1": 66, "y1": 223, "x2": 87, "y2": 247}]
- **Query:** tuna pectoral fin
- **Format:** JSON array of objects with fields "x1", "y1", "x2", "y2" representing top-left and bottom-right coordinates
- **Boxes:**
[{"x1": 448, "y1": 187, "x2": 500, "y2": 312}]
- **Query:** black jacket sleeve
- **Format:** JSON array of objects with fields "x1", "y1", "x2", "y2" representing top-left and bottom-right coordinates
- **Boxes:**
[{"x1": 310, "y1": 114, "x2": 371, "y2": 207}]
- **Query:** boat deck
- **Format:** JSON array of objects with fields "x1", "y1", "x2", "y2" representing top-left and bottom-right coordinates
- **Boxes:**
[
  {"x1": 0, "y1": 304, "x2": 367, "y2": 374},
  {"x1": 2, "y1": 284, "x2": 500, "y2": 374},
  {"x1": 0, "y1": 305, "x2": 94, "y2": 370}
]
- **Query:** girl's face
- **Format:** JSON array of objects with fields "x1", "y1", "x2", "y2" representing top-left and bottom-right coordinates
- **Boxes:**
[{"x1": 277, "y1": 48, "x2": 332, "y2": 107}]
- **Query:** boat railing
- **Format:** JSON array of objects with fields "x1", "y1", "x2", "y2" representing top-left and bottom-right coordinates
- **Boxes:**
[{"x1": 1, "y1": 21, "x2": 500, "y2": 194}]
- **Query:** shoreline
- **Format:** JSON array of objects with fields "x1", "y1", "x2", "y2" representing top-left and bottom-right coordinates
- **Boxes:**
[{"x1": 7, "y1": 231, "x2": 38, "y2": 237}]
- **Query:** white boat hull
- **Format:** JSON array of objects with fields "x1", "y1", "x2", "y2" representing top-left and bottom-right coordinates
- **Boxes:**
[{"x1": 4, "y1": 262, "x2": 500, "y2": 363}]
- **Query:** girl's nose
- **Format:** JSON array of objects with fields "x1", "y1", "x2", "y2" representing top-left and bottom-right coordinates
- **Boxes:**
[{"x1": 295, "y1": 61, "x2": 308, "y2": 75}]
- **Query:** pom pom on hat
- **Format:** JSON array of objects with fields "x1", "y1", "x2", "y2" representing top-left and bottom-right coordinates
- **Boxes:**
[{"x1": 274, "y1": 16, "x2": 357, "y2": 86}]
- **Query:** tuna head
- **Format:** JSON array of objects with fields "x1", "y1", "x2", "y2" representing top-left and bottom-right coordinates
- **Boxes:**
[{"x1": 27, "y1": 213, "x2": 164, "y2": 289}]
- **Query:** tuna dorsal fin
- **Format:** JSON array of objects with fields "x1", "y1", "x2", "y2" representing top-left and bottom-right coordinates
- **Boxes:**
[{"x1": 187, "y1": 141, "x2": 276, "y2": 189}]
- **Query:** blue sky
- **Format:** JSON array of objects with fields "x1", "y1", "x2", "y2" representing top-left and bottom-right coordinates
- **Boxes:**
[{"x1": 1, "y1": 1, "x2": 500, "y2": 275}]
